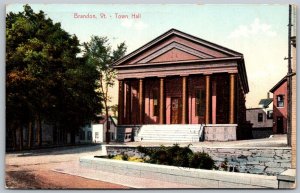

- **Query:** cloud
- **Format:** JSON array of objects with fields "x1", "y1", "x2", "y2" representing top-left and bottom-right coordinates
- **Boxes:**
[
  {"x1": 121, "y1": 20, "x2": 133, "y2": 28},
  {"x1": 229, "y1": 18, "x2": 277, "y2": 38},
  {"x1": 121, "y1": 20, "x2": 148, "y2": 31}
]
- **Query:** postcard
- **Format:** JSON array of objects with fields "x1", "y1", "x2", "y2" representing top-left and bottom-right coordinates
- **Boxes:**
[{"x1": 5, "y1": 4, "x2": 296, "y2": 189}]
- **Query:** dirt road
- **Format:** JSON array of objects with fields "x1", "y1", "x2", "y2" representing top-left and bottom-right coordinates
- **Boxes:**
[{"x1": 5, "y1": 145, "x2": 130, "y2": 189}]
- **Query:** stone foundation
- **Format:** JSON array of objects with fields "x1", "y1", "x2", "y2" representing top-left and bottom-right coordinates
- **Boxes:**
[
  {"x1": 204, "y1": 124, "x2": 237, "y2": 141},
  {"x1": 102, "y1": 145, "x2": 291, "y2": 176}
]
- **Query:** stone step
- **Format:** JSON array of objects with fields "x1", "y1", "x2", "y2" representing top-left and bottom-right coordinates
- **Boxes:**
[
  {"x1": 135, "y1": 124, "x2": 204, "y2": 142},
  {"x1": 140, "y1": 138, "x2": 199, "y2": 142}
]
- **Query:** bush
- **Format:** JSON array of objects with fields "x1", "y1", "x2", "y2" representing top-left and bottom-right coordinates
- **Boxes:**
[
  {"x1": 121, "y1": 153, "x2": 128, "y2": 161},
  {"x1": 189, "y1": 152, "x2": 215, "y2": 170},
  {"x1": 137, "y1": 144, "x2": 215, "y2": 170}
]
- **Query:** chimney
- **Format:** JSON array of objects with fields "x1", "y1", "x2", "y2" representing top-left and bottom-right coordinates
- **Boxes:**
[{"x1": 267, "y1": 92, "x2": 270, "y2": 99}]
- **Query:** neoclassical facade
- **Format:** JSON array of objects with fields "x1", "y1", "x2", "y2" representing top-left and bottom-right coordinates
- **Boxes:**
[{"x1": 114, "y1": 29, "x2": 249, "y2": 139}]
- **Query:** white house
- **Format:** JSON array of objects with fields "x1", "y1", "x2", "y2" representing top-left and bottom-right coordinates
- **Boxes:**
[
  {"x1": 80, "y1": 115, "x2": 118, "y2": 143},
  {"x1": 246, "y1": 93, "x2": 273, "y2": 139}
]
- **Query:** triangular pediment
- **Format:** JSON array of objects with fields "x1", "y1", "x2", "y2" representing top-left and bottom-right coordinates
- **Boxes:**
[
  {"x1": 149, "y1": 48, "x2": 201, "y2": 63},
  {"x1": 114, "y1": 28, "x2": 243, "y2": 67}
]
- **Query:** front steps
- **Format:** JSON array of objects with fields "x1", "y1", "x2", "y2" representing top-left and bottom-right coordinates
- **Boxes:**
[{"x1": 135, "y1": 124, "x2": 204, "y2": 143}]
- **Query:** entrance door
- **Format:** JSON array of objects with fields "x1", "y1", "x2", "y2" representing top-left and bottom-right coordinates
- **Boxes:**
[
  {"x1": 277, "y1": 116, "x2": 284, "y2": 134},
  {"x1": 171, "y1": 98, "x2": 182, "y2": 124}
]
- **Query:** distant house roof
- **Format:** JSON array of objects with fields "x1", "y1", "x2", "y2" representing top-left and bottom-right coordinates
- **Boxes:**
[
  {"x1": 259, "y1": 98, "x2": 273, "y2": 108},
  {"x1": 246, "y1": 108, "x2": 263, "y2": 110},
  {"x1": 269, "y1": 76, "x2": 287, "y2": 93},
  {"x1": 96, "y1": 115, "x2": 117, "y2": 126}
]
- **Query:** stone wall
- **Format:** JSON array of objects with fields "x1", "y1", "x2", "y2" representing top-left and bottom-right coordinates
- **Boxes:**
[
  {"x1": 103, "y1": 145, "x2": 291, "y2": 176},
  {"x1": 190, "y1": 147, "x2": 291, "y2": 176},
  {"x1": 204, "y1": 124, "x2": 237, "y2": 141}
]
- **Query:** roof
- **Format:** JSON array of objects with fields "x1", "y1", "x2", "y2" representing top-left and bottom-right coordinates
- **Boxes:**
[
  {"x1": 269, "y1": 76, "x2": 287, "y2": 93},
  {"x1": 96, "y1": 115, "x2": 117, "y2": 126},
  {"x1": 259, "y1": 98, "x2": 273, "y2": 108},
  {"x1": 113, "y1": 28, "x2": 249, "y2": 93},
  {"x1": 113, "y1": 28, "x2": 243, "y2": 67},
  {"x1": 246, "y1": 108, "x2": 263, "y2": 110}
]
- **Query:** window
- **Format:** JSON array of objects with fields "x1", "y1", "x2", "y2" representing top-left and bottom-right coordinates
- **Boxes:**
[
  {"x1": 277, "y1": 95, "x2": 284, "y2": 107},
  {"x1": 80, "y1": 131, "x2": 85, "y2": 140},
  {"x1": 95, "y1": 132, "x2": 99, "y2": 139},
  {"x1": 258, "y1": 113, "x2": 263, "y2": 122},
  {"x1": 87, "y1": 131, "x2": 92, "y2": 140},
  {"x1": 267, "y1": 110, "x2": 273, "y2": 119},
  {"x1": 195, "y1": 88, "x2": 206, "y2": 116},
  {"x1": 153, "y1": 89, "x2": 159, "y2": 116}
]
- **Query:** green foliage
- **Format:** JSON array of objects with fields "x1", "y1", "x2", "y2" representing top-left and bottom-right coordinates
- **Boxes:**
[
  {"x1": 82, "y1": 36, "x2": 126, "y2": 141},
  {"x1": 6, "y1": 4, "x2": 102, "y2": 148},
  {"x1": 189, "y1": 152, "x2": 215, "y2": 170},
  {"x1": 137, "y1": 144, "x2": 214, "y2": 169},
  {"x1": 121, "y1": 153, "x2": 129, "y2": 161}
]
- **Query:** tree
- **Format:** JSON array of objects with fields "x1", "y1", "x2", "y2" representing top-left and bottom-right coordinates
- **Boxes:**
[
  {"x1": 83, "y1": 36, "x2": 127, "y2": 143},
  {"x1": 110, "y1": 104, "x2": 118, "y2": 117},
  {"x1": 6, "y1": 5, "x2": 102, "y2": 150}
]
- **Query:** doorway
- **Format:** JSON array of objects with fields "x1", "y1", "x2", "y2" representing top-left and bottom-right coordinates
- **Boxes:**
[
  {"x1": 171, "y1": 97, "x2": 182, "y2": 124},
  {"x1": 276, "y1": 116, "x2": 284, "y2": 134}
]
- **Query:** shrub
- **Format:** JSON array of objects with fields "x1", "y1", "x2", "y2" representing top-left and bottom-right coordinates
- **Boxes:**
[
  {"x1": 136, "y1": 145, "x2": 215, "y2": 170},
  {"x1": 169, "y1": 144, "x2": 193, "y2": 167},
  {"x1": 189, "y1": 152, "x2": 215, "y2": 170},
  {"x1": 121, "y1": 153, "x2": 128, "y2": 161}
]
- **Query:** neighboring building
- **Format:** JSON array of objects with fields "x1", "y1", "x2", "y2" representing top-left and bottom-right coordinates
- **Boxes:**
[
  {"x1": 113, "y1": 29, "x2": 250, "y2": 142},
  {"x1": 246, "y1": 95, "x2": 273, "y2": 138},
  {"x1": 270, "y1": 77, "x2": 288, "y2": 134},
  {"x1": 81, "y1": 115, "x2": 118, "y2": 143}
]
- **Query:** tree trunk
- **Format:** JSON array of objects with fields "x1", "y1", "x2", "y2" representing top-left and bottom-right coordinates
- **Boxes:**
[
  {"x1": 12, "y1": 124, "x2": 17, "y2": 150},
  {"x1": 71, "y1": 129, "x2": 76, "y2": 144},
  {"x1": 53, "y1": 123, "x2": 57, "y2": 145},
  {"x1": 105, "y1": 101, "x2": 110, "y2": 144},
  {"x1": 36, "y1": 115, "x2": 42, "y2": 146},
  {"x1": 28, "y1": 121, "x2": 32, "y2": 149},
  {"x1": 19, "y1": 125, "x2": 23, "y2": 151}
]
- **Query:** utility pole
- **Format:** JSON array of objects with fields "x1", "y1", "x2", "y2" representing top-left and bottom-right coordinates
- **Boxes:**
[{"x1": 286, "y1": 4, "x2": 292, "y2": 146}]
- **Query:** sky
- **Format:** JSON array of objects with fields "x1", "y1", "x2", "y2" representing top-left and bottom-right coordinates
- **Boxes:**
[{"x1": 6, "y1": 4, "x2": 289, "y2": 108}]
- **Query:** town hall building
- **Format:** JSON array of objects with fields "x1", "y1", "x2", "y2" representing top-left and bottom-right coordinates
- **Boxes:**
[{"x1": 113, "y1": 29, "x2": 250, "y2": 142}]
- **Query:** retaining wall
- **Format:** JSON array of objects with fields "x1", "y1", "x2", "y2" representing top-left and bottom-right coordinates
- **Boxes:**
[
  {"x1": 103, "y1": 145, "x2": 291, "y2": 176},
  {"x1": 80, "y1": 156, "x2": 278, "y2": 188}
]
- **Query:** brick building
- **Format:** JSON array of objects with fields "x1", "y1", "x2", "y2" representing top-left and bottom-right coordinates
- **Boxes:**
[
  {"x1": 113, "y1": 29, "x2": 250, "y2": 142},
  {"x1": 270, "y1": 77, "x2": 288, "y2": 134}
]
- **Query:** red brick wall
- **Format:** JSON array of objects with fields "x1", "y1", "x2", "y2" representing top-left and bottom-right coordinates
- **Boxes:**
[{"x1": 272, "y1": 81, "x2": 288, "y2": 134}]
